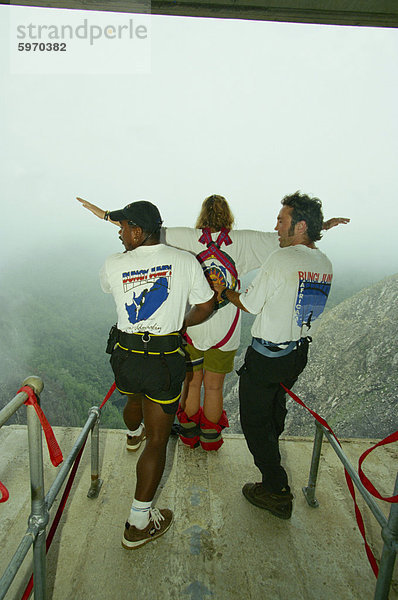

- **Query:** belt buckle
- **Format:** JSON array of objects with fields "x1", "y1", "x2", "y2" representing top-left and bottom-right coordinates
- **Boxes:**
[
  {"x1": 142, "y1": 332, "x2": 151, "y2": 344},
  {"x1": 141, "y1": 331, "x2": 150, "y2": 357}
]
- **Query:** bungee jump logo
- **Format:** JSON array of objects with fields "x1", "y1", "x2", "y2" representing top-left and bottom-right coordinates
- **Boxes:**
[
  {"x1": 295, "y1": 270, "x2": 333, "y2": 329},
  {"x1": 122, "y1": 265, "x2": 171, "y2": 324}
]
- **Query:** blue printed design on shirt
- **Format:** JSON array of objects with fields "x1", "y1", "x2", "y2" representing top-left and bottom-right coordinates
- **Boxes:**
[
  {"x1": 295, "y1": 275, "x2": 332, "y2": 329},
  {"x1": 125, "y1": 276, "x2": 169, "y2": 324}
]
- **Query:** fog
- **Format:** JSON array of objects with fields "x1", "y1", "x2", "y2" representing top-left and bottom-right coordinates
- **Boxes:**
[{"x1": 1, "y1": 6, "x2": 398, "y2": 286}]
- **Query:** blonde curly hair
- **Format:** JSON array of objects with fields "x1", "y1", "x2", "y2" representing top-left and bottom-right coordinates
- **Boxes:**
[{"x1": 195, "y1": 194, "x2": 235, "y2": 231}]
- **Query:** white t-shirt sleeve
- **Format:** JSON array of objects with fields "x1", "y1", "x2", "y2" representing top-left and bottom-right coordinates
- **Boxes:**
[
  {"x1": 187, "y1": 257, "x2": 214, "y2": 305},
  {"x1": 164, "y1": 227, "x2": 199, "y2": 253},
  {"x1": 99, "y1": 261, "x2": 111, "y2": 293},
  {"x1": 233, "y1": 230, "x2": 279, "y2": 273},
  {"x1": 240, "y1": 263, "x2": 276, "y2": 315}
]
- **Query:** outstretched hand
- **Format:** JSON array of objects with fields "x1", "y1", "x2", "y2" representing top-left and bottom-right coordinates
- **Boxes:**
[
  {"x1": 212, "y1": 283, "x2": 224, "y2": 302},
  {"x1": 76, "y1": 197, "x2": 105, "y2": 220},
  {"x1": 323, "y1": 217, "x2": 350, "y2": 230}
]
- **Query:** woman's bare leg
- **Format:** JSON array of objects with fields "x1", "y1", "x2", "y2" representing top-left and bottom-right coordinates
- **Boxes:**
[
  {"x1": 202, "y1": 371, "x2": 226, "y2": 424},
  {"x1": 180, "y1": 370, "x2": 203, "y2": 417}
]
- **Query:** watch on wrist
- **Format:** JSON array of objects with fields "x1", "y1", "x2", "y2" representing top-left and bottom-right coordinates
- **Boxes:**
[{"x1": 220, "y1": 288, "x2": 229, "y2": 301}]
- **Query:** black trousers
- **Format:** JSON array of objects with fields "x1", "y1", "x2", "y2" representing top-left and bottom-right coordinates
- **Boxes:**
[{"x1": 238, "y1": 340, "x2": 309, "y2": 493}]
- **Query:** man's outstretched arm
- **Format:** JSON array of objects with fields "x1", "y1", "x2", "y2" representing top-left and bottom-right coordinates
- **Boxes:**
[
  {"x1": 322, "y1": 217, "x2": 350, "y2": 230},
  {"x1": 182, "y1": 297, "x2": 215, "y2": 332},
  {"x1": 212, "y1": 285, "x2": 249, "y2": 312}
]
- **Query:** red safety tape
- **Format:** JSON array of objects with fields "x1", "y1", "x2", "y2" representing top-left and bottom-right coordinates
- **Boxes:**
[
  {"x1": 21, "y1": 383, "x2": 115, "y2": 599},
  {"x1": 21, "y1": 440, "x2": 87, "y2": 600},
  {"x1": 0, "y1": 481, "x2": 9, "y2": 504},
  {"x1": 358, "y1": 431, "x2": 398, "y2": 503},
  {"x1": 99, "y1": 382, "x2": 116, "y2": 409},
  {"x1": 280, "y1": 383, "x2": 397, "y2": 578},
  {"x1": 17, "y1": 386, "x2": 63, "y2": 468}
]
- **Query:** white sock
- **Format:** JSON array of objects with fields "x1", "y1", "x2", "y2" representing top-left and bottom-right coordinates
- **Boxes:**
[
  {"x1": 128, "y1": 423, "x2": 144, "y2": 437},
  {"x1": 128, "y1": 498, "x2": 152, "y2": 529}
]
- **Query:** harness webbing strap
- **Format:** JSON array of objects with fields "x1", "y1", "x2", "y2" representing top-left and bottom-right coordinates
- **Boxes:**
[
  {"x1": 213, "y1": 306, "x2": 240, "y2": 349},
  {"x1": 183, "y1": 305, "x2": 240, "y2": 350},
  {"x1": 18, "y1": 386, "x2": 63, "y2": 468},
  {"x1": 280, "y1": 383, "x2": 398, "y2": 578},
  {"x1": 197, "y1": 228, "x2": 239, "y2": 281},
  {"x1": 188, "y1": 227, "x2": 241, "y2": 350}
]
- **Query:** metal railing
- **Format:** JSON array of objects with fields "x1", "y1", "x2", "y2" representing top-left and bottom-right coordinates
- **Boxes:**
[
  {"x1": 303, "y1": 420, "x2": 398, "y2": 600},
  {"x1": 0, "y1": 376, "x2": 103, "y2": 600}
]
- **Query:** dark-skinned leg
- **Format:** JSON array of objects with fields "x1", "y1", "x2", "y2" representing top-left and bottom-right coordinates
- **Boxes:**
[
  {"x1": 134, "y1": 396, "x2": 175, "y2": 502},
  {"x1": 123, "y1": 393, "x2": 144, "y2": 430}
]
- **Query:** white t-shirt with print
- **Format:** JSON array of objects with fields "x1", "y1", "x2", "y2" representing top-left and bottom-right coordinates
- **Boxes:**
[
  {"x1": 100, "y1": 244, "x2": 214, "y2": 334},
  {"x1": 163, "y1": 228, "x2": 279, "y2": 351},
  {"x1": 240, "y1": 245, "x2": 333, "y2": 343}
]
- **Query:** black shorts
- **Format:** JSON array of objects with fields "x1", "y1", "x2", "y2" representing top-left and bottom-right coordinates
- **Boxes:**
[{"x1": 110, "y1": 346, "x2": 186, "y2": 414}]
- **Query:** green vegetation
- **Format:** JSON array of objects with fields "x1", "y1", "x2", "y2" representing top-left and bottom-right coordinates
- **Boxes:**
[{"x1": 0, "y1": 247, "x2": 124, "y2": 429}]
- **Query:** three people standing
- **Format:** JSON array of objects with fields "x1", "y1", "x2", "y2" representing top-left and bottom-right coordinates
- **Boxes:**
[{"x1": 77, "y1": 192, "x2": 347, "y2": 543}]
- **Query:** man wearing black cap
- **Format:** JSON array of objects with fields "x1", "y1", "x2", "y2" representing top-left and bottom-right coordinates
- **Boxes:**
[{"x1": 99, "y1": 200, "x2": 215, "y2": 549}]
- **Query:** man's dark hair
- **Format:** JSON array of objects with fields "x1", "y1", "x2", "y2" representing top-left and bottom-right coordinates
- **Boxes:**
[{"x1": 281, "y1": 191, "x2": 324, "y2": 242}]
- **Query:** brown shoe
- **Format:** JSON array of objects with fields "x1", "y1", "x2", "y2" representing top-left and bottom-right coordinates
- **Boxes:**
[
  {"x1": 242, "y1": 483, "x2": 293, "y2": 520},
  {"x1": 122, "y1": 508, "x2": 173, "y2": 549},
  {"x1": 126, "y1": 425, "x2": 146, "y2": 452}
]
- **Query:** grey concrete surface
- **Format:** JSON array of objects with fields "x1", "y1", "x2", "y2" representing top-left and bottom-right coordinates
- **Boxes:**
[{"x1": 0, "y1": 425, "x2": 397, "y2": 599}]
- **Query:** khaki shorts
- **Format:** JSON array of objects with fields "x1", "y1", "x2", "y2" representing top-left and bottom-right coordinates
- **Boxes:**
[{"x1": 185, "y1": 343, "x2": 237, "y2": 374}]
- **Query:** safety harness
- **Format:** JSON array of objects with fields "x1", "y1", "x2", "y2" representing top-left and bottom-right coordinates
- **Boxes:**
[
  {"x1": 251, "y1": 336, "x2": 312, "y2": 358},
  {"x1": 106, "y1": 326, "x2": 183, "y2": 356},
  {"x1": 185, "y1": 227, "x2": 241, "y2": 349}
]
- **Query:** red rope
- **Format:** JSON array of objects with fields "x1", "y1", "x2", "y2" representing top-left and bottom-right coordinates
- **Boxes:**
[
  {"x1": 358, "y1": 431, "x2": 398, "y2": 503},
  {"x1": 20, "y1": 383, "x2": 115, "y2": 599},
  {"x1": 281, "y1": 383, "x2": 397, "y2": 578},
  {"x1": 0, "y1": 481, "x2": 9, "y2": 504},
  {"x1": 1, "y1": 386, "x2": 65, "y2": 505},
  {"x1": 100, "y1": 382, "x2": 116, "y2": 409},
  {"x1": 21, "y1": 441, "x2": 87, "y2": 600}
]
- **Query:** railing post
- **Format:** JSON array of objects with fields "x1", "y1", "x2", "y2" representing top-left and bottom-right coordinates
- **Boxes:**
[
  {"x1": 374, "y1": 473, "x2": 398, "y2": 600},
  {"x1": 24, "y1": 376, "x2": 48, "y2": 600},
  {"x1": 302, "y1": 419, "x2": 324, "y2": 508},
  {"x1": 87, "y1": 407, "x2": 103, "y2": 499}
]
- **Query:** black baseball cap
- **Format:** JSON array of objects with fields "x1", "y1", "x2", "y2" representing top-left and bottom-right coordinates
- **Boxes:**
[{"x1": 109, "y1": 201, "x2": 163, "y2": 232}]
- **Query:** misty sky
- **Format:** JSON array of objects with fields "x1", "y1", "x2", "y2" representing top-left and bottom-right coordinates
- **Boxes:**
[{"x1": 1, "y1": 6, "x2": 398, "y2": 282}]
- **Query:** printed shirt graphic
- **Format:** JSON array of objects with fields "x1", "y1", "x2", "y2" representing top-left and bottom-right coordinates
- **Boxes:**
[
  {"x1": 163, "y1": 227, "x2": 279, "y2": 350},
  {"x1": 123, "y1": 266, "x2": 171, "y2": 325},
  {"x1": 295, "y1": 272, "x2": 333, "y2": 329},
  {"x1": 240, "y1": 245, "x2": 333, "y2": 343},
  {"x1": 100, "y1": 244, "x2": 213, "y2": 334}
]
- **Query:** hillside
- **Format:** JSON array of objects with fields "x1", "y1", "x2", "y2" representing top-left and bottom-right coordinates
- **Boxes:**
[{"x1": 223, "y1": 273, "x2": 398, "y2": 438}]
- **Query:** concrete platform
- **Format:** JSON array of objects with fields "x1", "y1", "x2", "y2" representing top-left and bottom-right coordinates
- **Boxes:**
[{"x1": 0, "y1": 425, "x2": 397, "y2": 600}]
